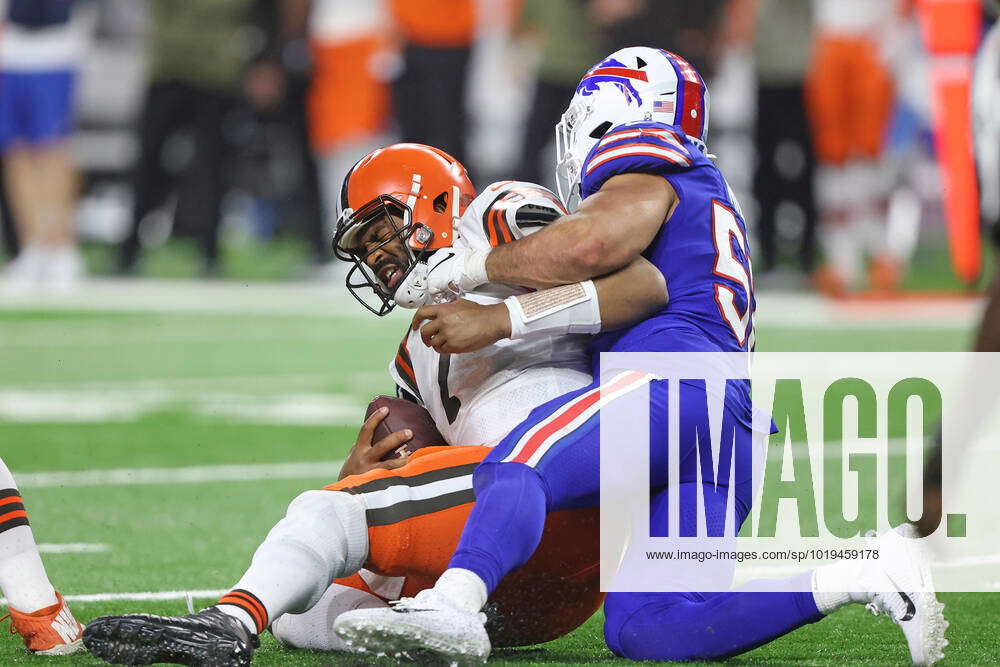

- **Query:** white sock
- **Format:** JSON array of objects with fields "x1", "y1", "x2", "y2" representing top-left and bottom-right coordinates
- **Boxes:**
[
  {"x1": 217, "y1": 491, "x2": 368, "y2": 634},
  {"x1": 433, "y1": 568, "x2": 488, "y2": 615},
  {"x1": 0, "y1": 459, "x2": 58, "y2": 613},
  {"x1": 817, "y1": 165, "x2": 863, "y2": 286},
  {"x1": 811, "y1": 560, "x2": 865, "y2": 614},
  {"x1": 216, "y1": 605, "x2": 259, "y2": 636}
]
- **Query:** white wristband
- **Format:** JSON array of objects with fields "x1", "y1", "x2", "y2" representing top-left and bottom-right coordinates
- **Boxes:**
[{"x1": 504, "y1": 281, "x2": 602, "y2": 340}]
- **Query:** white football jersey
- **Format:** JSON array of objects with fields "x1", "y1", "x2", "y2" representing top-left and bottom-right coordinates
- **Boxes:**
[
  {"x1": 814, "y1": 0, "x2": 893, "y2": 34},
  {"x1": 388, "y1": 181, "x2": 592, "y2": 447}
]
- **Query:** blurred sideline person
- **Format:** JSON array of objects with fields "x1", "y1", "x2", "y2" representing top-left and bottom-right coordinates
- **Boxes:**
[
  {"x1": 0, "y1": 0, "x2": 87, "y2": 291},
  {"x1": 388, "y1": 0, "x2": 475, "y2": 164},
  {"x1": 247, "y1": 0, "x2": 332, "y2": 270},
  {"x1": 730, "y1": 0, "x2": 818, "y2": 277},
  {"x1": 975, "y1": 4, "x2": 1000, "y2": 250},
  {"x1": 807, "y1": 0, "x2": 905, "y2": 296},
  {"x1": 307, "y1": 0, "x2": 391, "y2": 250},
  {"x1": 514, "y1": 0, "x2": 598, "y2": 187},
  {"x1": 0, "y1": 456, "x2": 84, "y2": 655},
  {"x1": 117, "y1": 0, "x2": 253, "y2": 276}
]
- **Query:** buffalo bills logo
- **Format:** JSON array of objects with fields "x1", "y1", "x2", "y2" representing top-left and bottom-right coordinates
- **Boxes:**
[{"x1": 576, "y1": 57, "x2": 646, "y2": 106}]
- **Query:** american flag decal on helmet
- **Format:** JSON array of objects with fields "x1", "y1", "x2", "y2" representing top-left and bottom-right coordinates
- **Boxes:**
[{"x1": 653, "y1": 100, "x2": 676, "y2": 115}]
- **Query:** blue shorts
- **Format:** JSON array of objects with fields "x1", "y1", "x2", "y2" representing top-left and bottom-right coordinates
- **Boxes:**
[{"x1": 0, "y1": 70, "x2": 75, "y2": 152}]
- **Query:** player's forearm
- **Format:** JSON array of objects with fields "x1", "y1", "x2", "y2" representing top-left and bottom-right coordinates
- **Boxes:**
[
  {"x1": 486, "y1": 175, "x2": 674, "y2": 289},
  {"x1": 591, "y1": 257, "x2": 667, "y2": 331},
  {"x1": 485, "y1": 214, "x2": 617, "y2": 288}
]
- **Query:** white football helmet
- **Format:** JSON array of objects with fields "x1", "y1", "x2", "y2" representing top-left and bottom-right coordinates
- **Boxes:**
[
  {"x1": 973, "y1": 22, "x2": 1000, "y2": 226},
  {"x1": 555, "y1": 47, "x2": 711, "y2": 210}
]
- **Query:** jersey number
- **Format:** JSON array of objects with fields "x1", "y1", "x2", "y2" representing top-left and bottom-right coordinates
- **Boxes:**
[
  {"x1": 438, "y1": 355, "x2": 462, "y2": 424},
  {"x1": 711, "y1": 200, "x2": 755, "y2": 348}
]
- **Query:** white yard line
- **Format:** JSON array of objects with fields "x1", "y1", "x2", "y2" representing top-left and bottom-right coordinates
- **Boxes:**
[
  {"x1": 0, "y1": 389, "x2": 365, "y2": 424},
  {"x1": 0, "y1": 590, "x2": 228, "y2": 606},
  {"x1": 0, "y1": 330, "x2": 344, "y2": 348},
  {"x1": 9, "y1": 550, "x2": 1000, "y2": 607},
  {"x1": 4, "y1": 374, "x2": 333, "y2": 392},
  {"x1": 0, "y1": 278, "x2": 409, "y2": 320},
  {"x1": 755, "y1": 292, "x2": 980, "y2": 329},
  {"x1": 37, "y1": 543, "x2": 111, "y2": 554},
  {"x1": 18, "y1": 461, "x2": 344, "y2": 489}
]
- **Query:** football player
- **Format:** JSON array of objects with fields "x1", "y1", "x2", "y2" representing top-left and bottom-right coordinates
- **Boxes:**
[
  {"x1": 335, "y1": 48, "x2": 947, "y2": 665},
  {"x1": 807, "y1": 0, "x2": 906, "y2": 294},
  {"x1": 0, "y1": 456, "x2": 84, "y2": 654},
  {"x1": 917, "y1": 1, "x2": 1000, "y2": 538},
  {"x1": 82, "y1": 143, "x2": 668, "y2": 665}
]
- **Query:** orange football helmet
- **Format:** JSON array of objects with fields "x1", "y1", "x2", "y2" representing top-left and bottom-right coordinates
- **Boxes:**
[{"x1": 334, "y1": 143, "x2": 475, "y2": 315}]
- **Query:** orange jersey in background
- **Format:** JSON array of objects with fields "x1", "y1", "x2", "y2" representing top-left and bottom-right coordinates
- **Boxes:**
[
  {"x1": 389, "y1": 0, "x2": 476, "y2": 48},
  {"x1": 806, "y1": 36, "x2": 895, "y2": 164},
  {"x1": 308, "y1": 36, "x2": 390, "y2": 153}
]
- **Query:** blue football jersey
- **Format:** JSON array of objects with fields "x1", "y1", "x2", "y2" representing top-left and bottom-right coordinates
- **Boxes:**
[{"x1": 583, "y1": 121, "x2": 757, "y2": 358}]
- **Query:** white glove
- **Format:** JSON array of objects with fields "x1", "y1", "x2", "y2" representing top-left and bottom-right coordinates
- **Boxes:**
[{"x1": 393, "y1": 247, "x2": 490, "y2": 309}]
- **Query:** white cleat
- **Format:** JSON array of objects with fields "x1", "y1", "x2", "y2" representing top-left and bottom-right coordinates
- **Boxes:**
[
  {"x1": 860, "y1": 524, "x2": 948, "y2": 665},
  {"x1": 333, "y1": 588, "x2": 491, "y2": 665}
]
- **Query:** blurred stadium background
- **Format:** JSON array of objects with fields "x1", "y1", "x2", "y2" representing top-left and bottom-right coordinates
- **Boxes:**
[{"x1": 1, "y1": 0, "x2": 999, "y2": 664}]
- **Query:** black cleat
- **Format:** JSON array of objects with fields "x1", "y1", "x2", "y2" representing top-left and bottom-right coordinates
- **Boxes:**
[{"x1": 83, "y1": 607, "x2": 259, "y2": 666}]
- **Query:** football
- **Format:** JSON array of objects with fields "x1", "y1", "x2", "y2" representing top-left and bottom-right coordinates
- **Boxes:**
[{"x1": 365, "y1": 395, "x2": 448, "y2": 460}]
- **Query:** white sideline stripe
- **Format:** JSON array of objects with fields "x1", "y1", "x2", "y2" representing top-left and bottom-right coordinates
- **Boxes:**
[
  {"x1": 0, "y1": 277, "x2": 975, "y2": 327},
  {"x1": 17, "y1": 461, "x2": 345, "y2": 489},
  {"x1": 37, "y1": 543, "x2": 110, "y2": 554},
  {"x1": 0, "y1": 278, "x2": 413, "y2": 320},
  {"x1": 0, "y1": 590, "x2": 228, "y2": 606},
  {"x1": 0, "y1": 389, "x2": 365, "y2": 425}
]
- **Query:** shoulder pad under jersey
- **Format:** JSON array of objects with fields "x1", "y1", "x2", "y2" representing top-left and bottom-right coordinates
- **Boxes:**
[
  {"x1": 581, "y1": 122, "x2": 700, "y2": 198},
  {"x1": 456, "y1": 181, "x2": 568, "y2": 251}
]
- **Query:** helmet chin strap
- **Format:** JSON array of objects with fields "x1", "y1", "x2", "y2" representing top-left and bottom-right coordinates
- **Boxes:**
[
  {"x1": 450, "y1": 185, "x2": 461, "y2": 242},
  {"x1": 393, "y1": 261, "x2": 429, "y2": 309}
]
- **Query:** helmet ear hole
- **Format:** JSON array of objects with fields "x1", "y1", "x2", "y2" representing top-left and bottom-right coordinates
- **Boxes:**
[
  {"x1": 432, "y1": 192, "x2": 449, "y2": 213},
  {"x1": 589, "y1": 121, "x2": 613, "y2": 139}
]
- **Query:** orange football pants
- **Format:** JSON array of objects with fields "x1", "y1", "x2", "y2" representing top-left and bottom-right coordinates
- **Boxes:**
[
  {"x1": 325, "y1": 446, "x2": 603, "y2": 647},
  {"x1": 308, "y1": 36, "x2": 389, "y2": 154},
  {"x1": 806, "y1": 35, "x2": 895, "y2": 164}
]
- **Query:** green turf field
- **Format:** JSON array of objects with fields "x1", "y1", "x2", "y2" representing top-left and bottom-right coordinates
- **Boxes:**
[{"x1": 0, "y1": 283, "x2": 994, "y2": 665}]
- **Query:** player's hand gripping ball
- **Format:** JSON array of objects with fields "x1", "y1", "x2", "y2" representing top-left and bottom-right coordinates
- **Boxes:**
[{"x1": 338, "y1": 396, "x2": 447, "y2": 479}]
